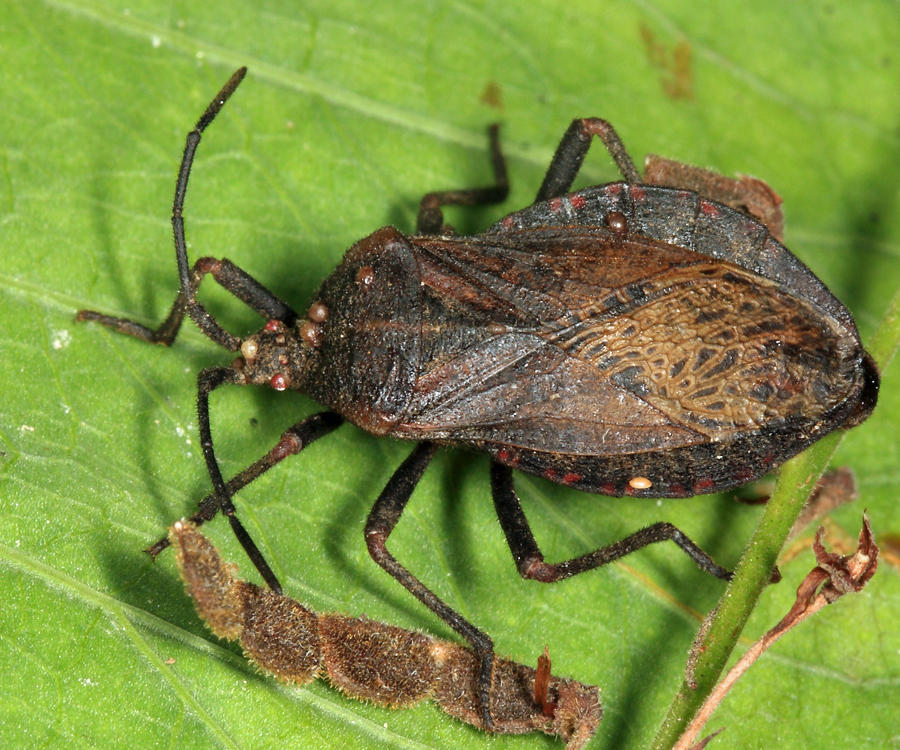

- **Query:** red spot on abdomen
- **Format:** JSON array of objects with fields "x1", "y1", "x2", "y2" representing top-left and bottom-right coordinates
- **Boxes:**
[
  {"x1": 693, "y1": 477, "x2": 715, "y2": 493},
  {"x1": 700, "y1": 200, "x2": 720, "y2": 217}
]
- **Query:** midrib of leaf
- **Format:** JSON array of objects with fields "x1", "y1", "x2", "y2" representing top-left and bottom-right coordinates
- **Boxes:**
[
  {"x1": 0, "y1": 541, "x2": 242, "y2": 749},
  {"x1": 40, "y1": 0, "x2": 513, "y2": 152}
]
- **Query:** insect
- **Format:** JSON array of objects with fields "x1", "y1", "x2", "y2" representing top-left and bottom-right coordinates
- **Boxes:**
[{"x1": 77, "y1": 68, "x2": 878, "y2": 727}]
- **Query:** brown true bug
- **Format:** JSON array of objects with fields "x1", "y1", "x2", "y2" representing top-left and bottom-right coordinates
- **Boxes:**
[{"x1": 77, "y1": 68, "x2": 878, "y2": 727}]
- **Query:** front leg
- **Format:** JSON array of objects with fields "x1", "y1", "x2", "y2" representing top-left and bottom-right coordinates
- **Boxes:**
[
  {"x1": 77, "y1": 255, "x2": 296, "y2": 349},
  {"x1": 146, "y1": 411, "x2": 343, "y2": 559},
  {"x1": 195, "y1": 366, "x2": 284, "y2": 592}
]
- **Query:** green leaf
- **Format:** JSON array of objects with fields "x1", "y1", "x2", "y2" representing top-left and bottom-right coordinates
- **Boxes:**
[{"x1": 2, "y1": 1, "x2": 897, "y2": 749}]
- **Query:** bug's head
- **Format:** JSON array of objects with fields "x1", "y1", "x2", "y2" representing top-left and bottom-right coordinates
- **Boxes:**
[
  {"x1": 231, "y1": 226, "x2": 420, "y2": 431},
  {"x1": 256, "y1": 226, "x2": 420, "y2": 434},
  {"x1": 231, "y1": 318, "x2": 310, "y2": 393}
]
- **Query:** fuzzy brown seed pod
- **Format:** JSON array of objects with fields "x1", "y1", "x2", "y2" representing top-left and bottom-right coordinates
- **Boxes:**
[{"x1": 170, "y1": 520, "x2": 602, "y2": 748}]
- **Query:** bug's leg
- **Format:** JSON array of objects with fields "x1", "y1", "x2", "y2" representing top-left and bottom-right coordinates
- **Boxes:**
[
  {"x1": 491, "y1": 462, "x2": 732, "y2": 583},
  {"x1": 76, "y1": 256, "x2": 297, "y2": 348},
  {"x1": 171, "y1": 68, "x2": 254, "y2": 349},
  {"x1": 536, "y1": 118, "x2": 641, "y2": 202},
  {"x1": 196, "y1": 365, "x2": 284, "y2": 592},
  {"x1": 365, "y1": 442, "x2": 497, "y2": 729},
  {"x1": 78, "y1": 67, "x2": 298, "y2": 349},
  {"x1": 416, "y1": 125, "x2": 509, "y2": 234},
  {"x1": 146, "y1": 411, "x2": 343, "y2": 559}
]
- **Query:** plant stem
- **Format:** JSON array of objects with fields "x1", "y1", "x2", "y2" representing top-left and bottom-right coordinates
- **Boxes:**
[
  {"x1": 650, "y1": 434, "x2": 839, "y2": 750},
  {"x1": 652, "y1": 287, "x2": 900, "y2": 750}
]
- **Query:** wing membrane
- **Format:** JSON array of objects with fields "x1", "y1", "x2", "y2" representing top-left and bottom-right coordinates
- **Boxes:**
[{"x1": 397, "y1": 228, "x2": 859, "y2": 461}]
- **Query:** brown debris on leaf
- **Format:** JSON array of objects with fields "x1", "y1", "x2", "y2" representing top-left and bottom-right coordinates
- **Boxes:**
[
  {"x1": 170, "y1": 521, "x2": 602, "y2": 748},
  {"x1": 639, "y1": 23, "x2": 694, "y2": 101},
  {"x1": 800, "y1": 513, "x2": 878, "y2": 604},
  {"x1": 675, "y1": 515, "x2": 878, "y2": 750}
]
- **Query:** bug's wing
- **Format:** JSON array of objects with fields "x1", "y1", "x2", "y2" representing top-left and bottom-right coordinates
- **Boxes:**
[
  {"x1": 401, "y1": 327, "x2": 708, "y2": 453},
  {"x1": 396, "y1": 230, "x2": 867, "y2": 495}
]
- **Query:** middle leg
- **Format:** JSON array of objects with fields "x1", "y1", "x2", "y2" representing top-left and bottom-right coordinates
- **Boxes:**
[{"x1": 365, "y1": 442, "x2": 497, "y2": 728}]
